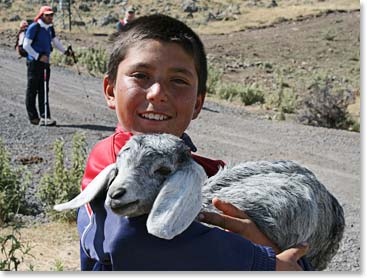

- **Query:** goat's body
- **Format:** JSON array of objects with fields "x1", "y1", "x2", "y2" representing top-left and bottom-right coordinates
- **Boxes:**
[
  {"x1": 202, "y1": 160, "x2": 345, "y2": 270},
  {"x1": 54, "y1": 133, "x2": 345, "y2": 271}
]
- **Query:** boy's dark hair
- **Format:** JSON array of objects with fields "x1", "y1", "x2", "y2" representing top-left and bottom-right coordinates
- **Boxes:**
[{"x1": 107, "y1": 14, "x2": 207, "y2": 96}]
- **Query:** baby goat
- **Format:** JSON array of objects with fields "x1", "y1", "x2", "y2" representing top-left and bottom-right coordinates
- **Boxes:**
[{"x1": 54, "y1": 133, "x2": 345, "y2": 270}]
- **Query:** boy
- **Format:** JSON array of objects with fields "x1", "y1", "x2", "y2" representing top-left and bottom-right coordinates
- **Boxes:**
[{"x1": 77, "y1": 14, "x2": 310, "y2": 271}]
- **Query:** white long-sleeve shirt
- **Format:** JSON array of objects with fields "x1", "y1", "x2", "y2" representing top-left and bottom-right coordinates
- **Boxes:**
[{"x1": 23, "y1": 19, "x2": 66, "y2": 60}]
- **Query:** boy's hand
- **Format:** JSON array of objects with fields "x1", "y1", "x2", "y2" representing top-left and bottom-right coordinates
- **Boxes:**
[
  {"x1": 199, "y1": 197, "x2": 281, "y2": 253},
  {"x1": 276, "y1": 243, "x2": 309, "y2": 271}
]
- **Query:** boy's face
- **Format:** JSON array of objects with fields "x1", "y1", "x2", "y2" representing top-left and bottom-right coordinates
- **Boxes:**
[{"x1": 104, "y1": 40, "x2": 204, "y2": 137}]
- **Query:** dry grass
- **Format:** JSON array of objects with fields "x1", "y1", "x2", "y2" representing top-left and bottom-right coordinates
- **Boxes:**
[
  {"x1": 196, "y1": 0, "x2": 359, "y2": 34},
  {"x1": 1, "y1": 222, "x2": 80, "y2": 271},
  {"x1": 348, "y1": 95, "x2": 360, "y2": 120},
  {"x1": 0, "y1": 0, "x2": 360, "y2": 35}
]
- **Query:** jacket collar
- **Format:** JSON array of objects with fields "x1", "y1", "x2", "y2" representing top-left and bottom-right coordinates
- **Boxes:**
[
  {"x1": 115, "y1": 123, "x2": 197, "y2": 152},
  {"x1": 37, "y1": 19, "x2": 53, "y2": 29}
]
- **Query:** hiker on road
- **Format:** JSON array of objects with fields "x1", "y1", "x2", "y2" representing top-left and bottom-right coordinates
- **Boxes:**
[
  {"x1": 116, "y1": 6, "x2": 136, "y2": 32},
  {"x1": 23, "y1": 6, "x2": 71, "y2": 126}
]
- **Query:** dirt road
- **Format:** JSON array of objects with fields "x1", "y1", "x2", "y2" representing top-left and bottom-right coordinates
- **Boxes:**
[{"x1": 0, "y1": 12, "x2": 360, "y2": 271}]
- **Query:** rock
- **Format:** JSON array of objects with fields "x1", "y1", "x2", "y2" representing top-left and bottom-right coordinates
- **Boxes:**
[
  {"x1": 182, "y1": 0, "x2": 198, "y2": 13},
  {"x1": 79, "y1": 3, "x2": 90, "y2": 12},
  {"x1": 98, "y1": 14, "x2": 118, "y2": 26},
  {"x1": 9, "y1": 14, "x2": 21, "y2": 22},
  {"x1": 267, "y1": 0, "x2": 278, "y2": 8}
]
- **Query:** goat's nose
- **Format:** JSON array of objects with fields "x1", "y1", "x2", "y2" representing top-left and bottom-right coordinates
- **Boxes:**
[{"x1": 109, "y1": 188, "x2": 126, "y2": 199}]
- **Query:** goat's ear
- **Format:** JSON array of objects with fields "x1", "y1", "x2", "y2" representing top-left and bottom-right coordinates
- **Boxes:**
[
  {"x1": 53, "y1": 163, "x2": 117, "y2": 211},
  {"x1": 146, "y1": 161, "x2": 207, "y2": 239}
]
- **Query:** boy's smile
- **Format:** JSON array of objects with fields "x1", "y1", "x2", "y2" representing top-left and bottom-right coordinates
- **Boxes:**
[{"x1": 104, "y1": 39, "x2": 204, "y2": 137}]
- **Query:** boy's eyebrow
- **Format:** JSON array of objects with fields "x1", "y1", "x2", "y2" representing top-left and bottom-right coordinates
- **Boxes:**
[
  {"x1": 170, "y1": 67, "x2": 195, "y2": 78},
  {"x1": 129, "y1": 63, "x2": 195, "y2": 78}
]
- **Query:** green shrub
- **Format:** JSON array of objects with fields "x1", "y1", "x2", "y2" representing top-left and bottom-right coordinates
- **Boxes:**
[
  {"x1": 216, "y1": 82, "x2": 265, "y2": 105},
  {"x1": 51, "y1": 47, "x2": 108, "y2": 77},
  {"x1": 266, "y1": 87, "x2": 297, "y2": 113},
  {"x1": 279, "y1": 88, "x2": 297, "y2": 113},
  {"x1": 52, "y1": 259, "x2": 64, "y2": 271},
  {"x1": 78, "y1": 47, "x2": 108, "y2": 76},
  {"x1": 0, "y1": 140, "x2": 29, "y2": 225},
  {"x1": 217, "y1": 82, "x2": 238, "y2": 101},
  {"x1": 38, "y1": 133, "x2": 87, "y2": 222},
  {"x1": 207, "y1": 65, "x2": 223, "y2": 95},
  {"x1": 238, "y1": 84, "x2": 265, "y2": 105},
  {"x1": 0, "y1": 225, "x2": 33, "y2": 271}
]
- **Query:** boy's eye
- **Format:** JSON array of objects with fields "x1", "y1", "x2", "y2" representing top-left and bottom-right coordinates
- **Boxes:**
[
  {"x1": 172, "y1": 78, "x2": 190, "y2": 85},
  {"x1": 131, "y1": 73, "x2": 148, "y2": 80}
]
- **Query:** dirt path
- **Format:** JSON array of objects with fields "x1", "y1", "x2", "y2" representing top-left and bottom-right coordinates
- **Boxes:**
[{"x1": 0, "y1": 12, "x2": 360, "y2": 271}]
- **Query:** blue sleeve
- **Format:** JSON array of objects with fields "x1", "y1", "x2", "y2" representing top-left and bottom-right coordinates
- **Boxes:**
[
  {"x1": 251, "y1": 243, "x2": 276, "y2": 270},
  {"x1": 299, "y1": 257, "x2": 314, "y2": 271},
  {"x1": 25, "y1": 23, "x2": 38, "y2": 40}
]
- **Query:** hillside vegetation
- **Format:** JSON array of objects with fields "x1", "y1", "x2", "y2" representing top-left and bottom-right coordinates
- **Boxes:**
[{"x1": 0, "y1": 0, "x2": 360, "y2": 34}]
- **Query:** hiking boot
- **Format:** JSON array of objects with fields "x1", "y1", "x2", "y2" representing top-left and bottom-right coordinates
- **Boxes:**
[
  {"x1": 30, "y1": 118, "x2": 40, "y2": 125},
  {"x1": 39, "y1": 118, "x2": 56, "y2": 126}
]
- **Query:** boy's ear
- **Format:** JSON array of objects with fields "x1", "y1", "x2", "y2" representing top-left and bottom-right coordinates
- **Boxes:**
[
  {"x1": 192, "y1": 93, "x2": 205, "y2": 120},
  {"x1": 103, "y1": 75, "x2": 116, "y2": 110}
]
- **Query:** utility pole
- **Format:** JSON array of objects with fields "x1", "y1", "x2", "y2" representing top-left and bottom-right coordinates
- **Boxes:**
[
  {"x1": 58, "y1": 0, "x2": 66, "y2": 29},
  {"x1": 68, "y1": 0, "x2": 72, "y2": 31}
]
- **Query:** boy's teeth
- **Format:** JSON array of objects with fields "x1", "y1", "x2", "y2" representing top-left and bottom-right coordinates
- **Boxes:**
[{"x1": 142, "y1": 113, "x2": 168, "y2": 120}]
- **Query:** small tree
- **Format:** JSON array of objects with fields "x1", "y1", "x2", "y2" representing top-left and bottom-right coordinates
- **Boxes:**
[
  {"x1": 0, "y1": 140, "x2": 28, "y2": 225},
  {"x1": 297, "y1": 76, "x2": 356, "y2": 130},
  {"x1": 38, "y1": 132, "x2": 87, "y2": 222},
  {"x1": 0, "y1": 225, "x2": 33, "y2": 271}
]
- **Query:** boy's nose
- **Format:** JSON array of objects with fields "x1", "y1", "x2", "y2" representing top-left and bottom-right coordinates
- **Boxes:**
[{"x1": 146, "y1": 82, "x2": 168, "y2": 102}]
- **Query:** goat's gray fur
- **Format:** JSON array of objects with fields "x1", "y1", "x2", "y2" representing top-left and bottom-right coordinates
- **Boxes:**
[{"x1": 54, "y1": 133, "x2": 345, "y2": 270}]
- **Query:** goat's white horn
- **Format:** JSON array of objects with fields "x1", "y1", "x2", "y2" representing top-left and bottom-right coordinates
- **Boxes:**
[{"x1": 53, "y1": 163, "x2": 117, "y2": 211}]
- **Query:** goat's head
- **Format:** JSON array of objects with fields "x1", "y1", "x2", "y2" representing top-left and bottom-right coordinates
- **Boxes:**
[{"x1": 54, "y1": 133, "x2": 207, "y2": 239}]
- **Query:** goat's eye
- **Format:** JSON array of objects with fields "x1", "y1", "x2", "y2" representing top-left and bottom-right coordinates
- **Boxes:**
[{"x1": 155, "y1": 167, "x2": 172, "y2": 176}]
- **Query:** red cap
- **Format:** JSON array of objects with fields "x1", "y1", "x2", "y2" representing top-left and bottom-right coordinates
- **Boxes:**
[{"x1": 34, "y1": 6, "x2": 54, "y2": 22}]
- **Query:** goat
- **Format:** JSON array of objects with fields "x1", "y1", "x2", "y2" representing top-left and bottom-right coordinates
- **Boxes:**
[{"x1": 54, "y1": 133, "x2": 345, "y2": 270}]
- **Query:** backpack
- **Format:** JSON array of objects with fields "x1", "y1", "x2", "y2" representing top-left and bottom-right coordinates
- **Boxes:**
[
  {"x1": 15, "y1": 23, "x2": 55, "y2": 58},
  {"x1": 15, "y1": 29, "x2": 28, "y2": 57}
]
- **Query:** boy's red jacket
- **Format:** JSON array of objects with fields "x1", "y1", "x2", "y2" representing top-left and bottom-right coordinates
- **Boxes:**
[
  {"x1": 81, "y1": 124, "x2": 226, "y2": 216},
  {"x1": 81, "y1": 124, "x2": 225, "y2": 191}
]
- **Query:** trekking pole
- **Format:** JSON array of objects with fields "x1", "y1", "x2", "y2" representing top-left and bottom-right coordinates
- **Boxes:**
[
  {"x1": 44, "y1": 66, "x2": 48, "y2": 127},
  {"x1": 67, "y1": 45, "x2": 81, "y2": 75}
]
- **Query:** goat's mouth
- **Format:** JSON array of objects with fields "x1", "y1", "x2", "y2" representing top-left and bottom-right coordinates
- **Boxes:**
[{"x1": 109, "y1": 200, "x2": 140, "y2": 215}]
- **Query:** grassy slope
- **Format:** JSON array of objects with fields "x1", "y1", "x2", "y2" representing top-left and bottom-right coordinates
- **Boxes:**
[{"x1": 0, "y1": 0, "x2": 360, "y2": 34}]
